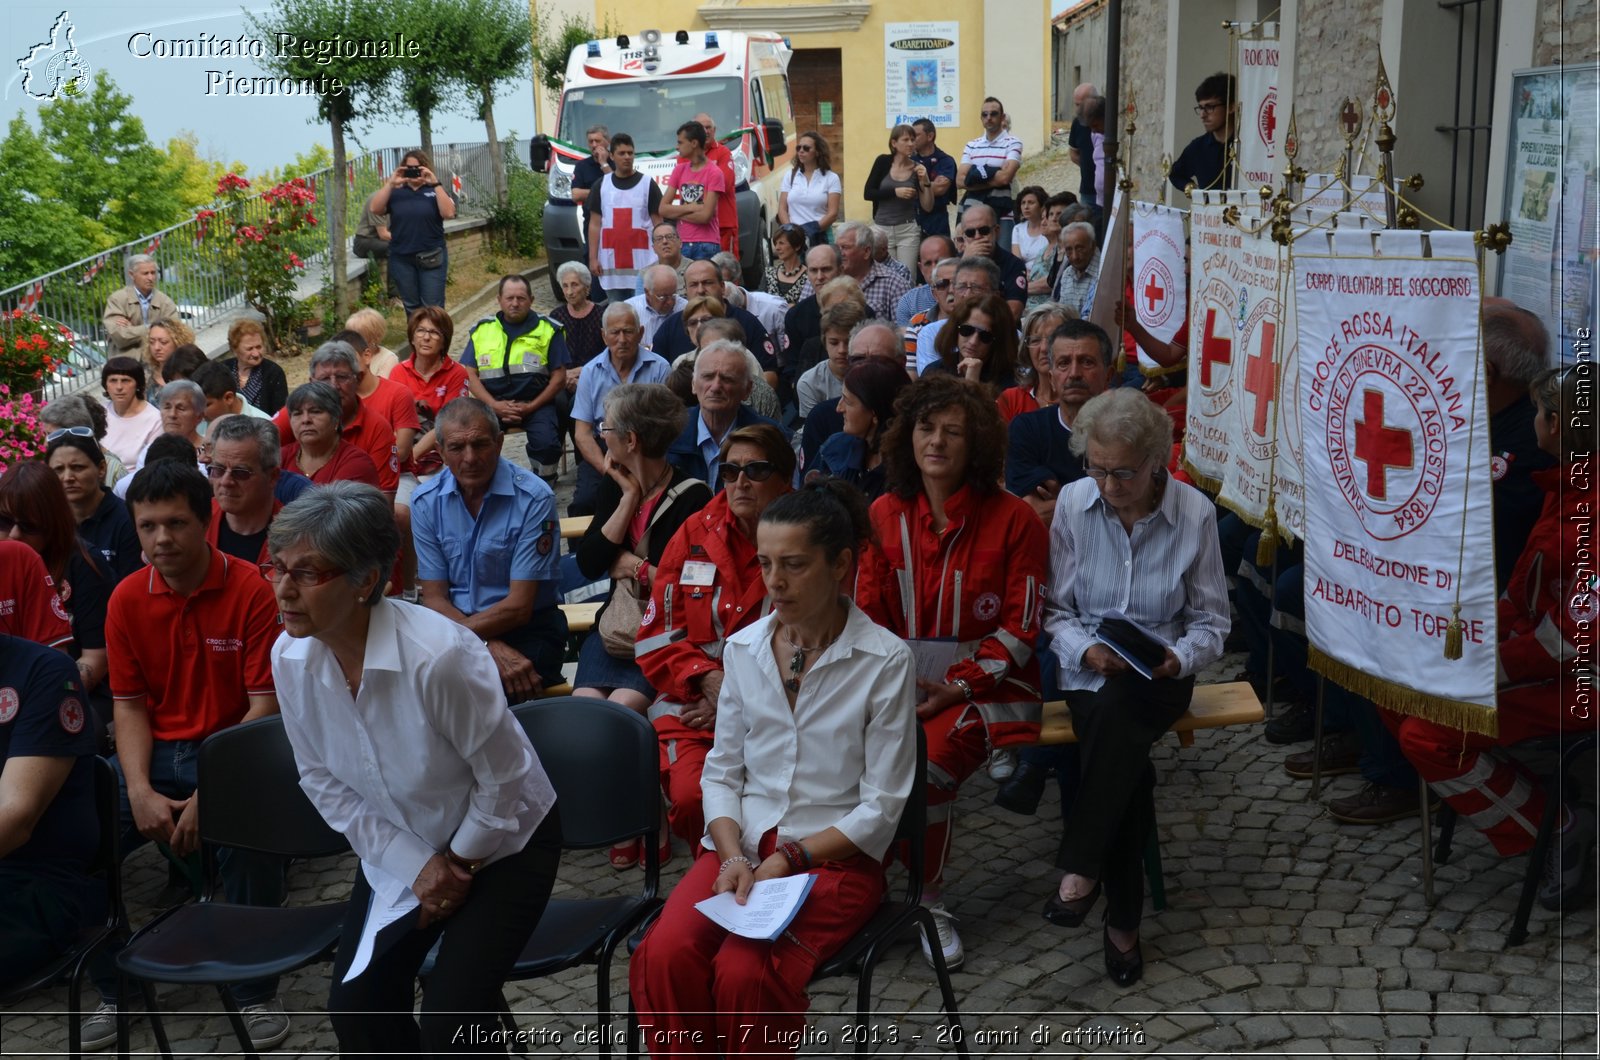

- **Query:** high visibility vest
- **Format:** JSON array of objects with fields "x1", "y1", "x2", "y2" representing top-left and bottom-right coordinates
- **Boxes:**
[{"x1": 469, "y1": 316, "x2": 560, "y2": 380}]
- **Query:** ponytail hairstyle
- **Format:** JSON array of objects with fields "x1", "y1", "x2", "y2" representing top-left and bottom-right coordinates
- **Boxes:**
[{"x1": 758, "y1": 476, "x2": 875, "y2": 564}]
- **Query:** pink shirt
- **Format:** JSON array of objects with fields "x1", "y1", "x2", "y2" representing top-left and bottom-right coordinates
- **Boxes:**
[{"x1": 668, "y1": 159, "x2": 725, "y2": 244}]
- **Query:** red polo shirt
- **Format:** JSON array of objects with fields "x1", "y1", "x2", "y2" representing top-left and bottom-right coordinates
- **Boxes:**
[
  {"x1": 205, "y1": 498, "x2": 284, "y2": 566},
  {"x1": 280, "y1": 439, "x2": 381, "y2": 488},
  {"x1": 105, "y1": 546, "x2": 280, "y2": 742},
  {"x1": 362, "y1": 376, "x2": 423, "y2": 435},
  {"x1": 275, "y1": 401, "x2": 400, "y2": 492},
  {"x1": 0, "y1": 540, "x2": 73, "y2": 648}
]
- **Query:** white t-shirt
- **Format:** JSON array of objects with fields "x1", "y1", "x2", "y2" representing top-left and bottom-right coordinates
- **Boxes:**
[
  {"x1": 1013, "y1": 224, "x2": 1050, "y2": 265},
  {"x1": 781, "y1": 168, "x2": 842, "y2": 227}
]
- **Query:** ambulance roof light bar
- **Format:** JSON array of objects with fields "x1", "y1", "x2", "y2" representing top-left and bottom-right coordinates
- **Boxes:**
[
  {"x1": 705, "y1": 31, "x2": 719, "y2": 48},
  {"x1": 586, "y1": 41, "x2": 600, "y2": 57}
]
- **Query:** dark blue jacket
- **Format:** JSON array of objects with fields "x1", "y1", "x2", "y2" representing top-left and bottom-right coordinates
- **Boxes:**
[
  {"x1": 651, "y1": 305, "x2": 775, "y2": 370},
  {"x1": 666, "y1": 406, "x2": 787, "y2": 490},
  {"x1": 1005, "y1": 404, "x2": 1085, "y2": 497}
]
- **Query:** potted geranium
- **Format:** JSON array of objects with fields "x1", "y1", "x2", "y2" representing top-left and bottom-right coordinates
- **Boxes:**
[
  {"x1": 0, "y1": 384, "x2": 45, "y2": 475},
  {"x1": 0, "y1": 309, "x2": 70, "y2": 396}
]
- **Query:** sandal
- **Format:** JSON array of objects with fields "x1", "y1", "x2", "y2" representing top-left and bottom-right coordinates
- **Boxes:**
[{"x1": 609, "y1": 840, "x2": 641, "y2": 871}]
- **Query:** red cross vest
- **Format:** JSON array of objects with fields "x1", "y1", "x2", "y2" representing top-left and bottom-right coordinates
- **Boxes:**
[{"x1": 597, "y1": 173, "x2": 657, "y2": 286}]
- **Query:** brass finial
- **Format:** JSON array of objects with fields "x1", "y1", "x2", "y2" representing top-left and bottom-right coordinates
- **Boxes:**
[
  {"x1": 1403, "y1": 173, "x2": 1425, "y2": 191},
  {"x1": 1476, "y1": 222, "x2": 1514, "y2": 254},
  {"x1": 1339, "y1": 97, "x2": 1363, "y2": 145}
]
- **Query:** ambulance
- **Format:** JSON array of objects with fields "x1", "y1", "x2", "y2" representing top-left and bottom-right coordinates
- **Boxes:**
[{"x1": 531, "y1": 29, "x2": 795, "y2": 294}]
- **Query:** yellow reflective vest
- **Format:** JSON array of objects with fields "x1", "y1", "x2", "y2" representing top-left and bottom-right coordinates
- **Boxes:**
[{"x1": 468, "y1": 315, "x2": 561, "y2": 380}]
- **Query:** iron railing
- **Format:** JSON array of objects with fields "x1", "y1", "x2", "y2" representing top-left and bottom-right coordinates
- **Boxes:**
[{"x1": 3, "y1": 138, "x2": 527, "y2": 402}]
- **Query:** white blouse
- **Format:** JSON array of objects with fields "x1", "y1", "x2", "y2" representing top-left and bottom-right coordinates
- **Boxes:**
[
  {"x1": 273, "y1": 598, "x2": 556, "y2": 889},
  {"x1": 1043, "y1": 475, "x2": 1231, "y2": 691},
  {"x1": 781, "y1": 167, "x2": 842, "y2": 227},
  {"x1": 700, "y1": 603, "x2": 916, "y2": 862}
]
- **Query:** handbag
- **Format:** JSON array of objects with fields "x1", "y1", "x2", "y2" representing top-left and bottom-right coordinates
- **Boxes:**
[
  {"x1": 414, "y1": 246, "x2": 445, "y2": 269},
  {"x1": 598, "y1": 479, "x2": 702, "y2": 658}
]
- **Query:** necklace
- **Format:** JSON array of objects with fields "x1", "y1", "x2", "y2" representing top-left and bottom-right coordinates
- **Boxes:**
[{"x1": 782, "y1": 622, "x2": 843, "y2": 693}]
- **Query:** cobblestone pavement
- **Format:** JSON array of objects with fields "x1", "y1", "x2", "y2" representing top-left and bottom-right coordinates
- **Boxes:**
[{"x1": 7, "y1": 282, "x2": 1597, "y2": 1056}]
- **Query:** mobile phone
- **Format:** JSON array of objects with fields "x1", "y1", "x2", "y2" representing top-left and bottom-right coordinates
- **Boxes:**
[{"x1": 403, "y1": 165, "x2": 422, "y2": 178}]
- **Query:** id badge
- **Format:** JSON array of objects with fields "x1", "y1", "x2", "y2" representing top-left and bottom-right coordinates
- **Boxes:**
[{"x1": 681, "y1": 560, "x2": 717, "y2": 587}]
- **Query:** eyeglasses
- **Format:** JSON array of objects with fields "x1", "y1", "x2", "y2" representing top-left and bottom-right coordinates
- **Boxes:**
[
  {"x1": 0, "y1": 514, "x2": 41, "y2": 536},
  {"x1": 932, "y1": 278, "x2": 953, "y2": 290},
  {"x1": 206, "y1": 463, "x2": 258, "y2": 482},
  {"x1": 1085, "y1": 459, "x2": 1150, "y2": 482},
  {"x1": 412, "y1": 327, "x2": 444, "y2": 338},
  {"x1": 956, "y1": 323, "x2": 994, "y2": 343},
  {"x1": 313, "y1": 372, "x2": 356, "y2": 385},
  {"x1": 47, "y1": 426, "x2": 95, "y2": 442},
  {"x1": 594, "y1": 421, "x2": 627, "y2": 435},
  {"x1": 718, "y1": 460, "x2": 777, "y2": 484},
  {"x1": 685, "y1": 317, "x2": 711, "y2": 327},
  {"x1": 962, "y1": 225, "x2": 993, "y2": 239},
  {"x1": 1194, "y1": 102, "x2": 1225, "y2": 115},
  {"x1": 259, "y1": 561, "x2": 346, "y2": 587},
  {"x1": 951, "y1": 282, "x2": 989, "y2": 295}
]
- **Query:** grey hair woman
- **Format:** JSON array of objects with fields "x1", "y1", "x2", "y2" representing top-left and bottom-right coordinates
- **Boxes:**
[
  {"x1": 152, "y1": 379, "x2": 206, "y2": 452},
  {"x1": 573, "y1": 383, "x2": 710, "y2": 739},
  {"x1": 265, "y1": 480, "x2": 562, "y2": 1056},
  {"x1": 553, "y1": 261, "x2": 605, "y2": 365},
  {"x1": 1041, "y1": 386, "x2": 1229, "y2": 987}
]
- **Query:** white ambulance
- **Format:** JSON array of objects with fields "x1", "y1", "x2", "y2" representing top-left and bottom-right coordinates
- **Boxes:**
[{"x1": 531, "y1": 29, "x2": 795, "y2": 295}]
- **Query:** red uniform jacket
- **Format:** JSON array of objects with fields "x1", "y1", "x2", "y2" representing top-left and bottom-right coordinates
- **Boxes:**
[
  {"x1": 860, "y1": 484, "x2": 1047, "y2": 747},
  {"x1": 636, "y1": 492, "x2": 769, "y2": 714},
  {"x1": 1498, "y1": 463, "x2": 1594, "y2": 710}
]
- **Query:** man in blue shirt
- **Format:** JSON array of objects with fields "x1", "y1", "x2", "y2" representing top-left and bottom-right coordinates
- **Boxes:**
[
  {"x1": 649, "y1": 260, "x2": 776, "y2": 371},
  {"x1": 411, "y1": 398, "x2": 568, "y2": 699},
  {"x1": 462, "y1": 276, "x2": 571, "y2": 480},
  {"x1": 912, "y1": 118, "x2": 957, "y2": 237},
  {"x1": 1169, "y1": 72, "x2": 1237, "y2": 195},
  {"x1": 666, "y1": 342, "x2": 784, "y2": 488}
]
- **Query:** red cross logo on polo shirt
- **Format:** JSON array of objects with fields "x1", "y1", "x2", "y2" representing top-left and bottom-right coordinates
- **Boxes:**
[
  {"x1": 1199, "y1": 307, "x2": 1232, "y2": 387},
  {"x1": 1244, "y1": 323, "x2": 1276, "y2": 436},
  {"x1": 1143, "y1": 274, "x2": 1166, "y2": 314},
  {"x1": 602, "y1": 206, "x2": 650, "y2": 269},
  {"x1": 1353, "y1": 389, "x2": 1413, "y2": 499}
]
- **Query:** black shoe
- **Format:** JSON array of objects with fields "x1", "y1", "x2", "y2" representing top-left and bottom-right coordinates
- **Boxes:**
[
  {"x1": 1539, "y1": 804, "x2": 1596, "y2": 911},
  {"x1": 1102, "y1": 923, "x2": 1143, "y2": 987},
  {"x1": 1264, "y1": 700, "x2": 1314, "y2": 744},
  {"x1": 995, "y1": 761, "x2": 1049, "y2": 815},
  {"x1": 1042, "y1": 879, "x2": 1101, "y2": 927},
  {"x1": 1283, "y1": 730, "x2": 1361, "y2": 779}
]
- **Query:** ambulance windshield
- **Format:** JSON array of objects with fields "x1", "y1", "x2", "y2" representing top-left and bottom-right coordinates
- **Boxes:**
[{"x1": 557, "y1": 78, "x2": 744, "y2": 156}]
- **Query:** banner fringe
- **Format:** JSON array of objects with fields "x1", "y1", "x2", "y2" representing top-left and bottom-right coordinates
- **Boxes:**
[
  {"x1": 1180, "y1": 456, "x2": 1222, "y2": 496},
  {"x1": 1308, "y1": 647, "x2": 1498, "y2": 738}
]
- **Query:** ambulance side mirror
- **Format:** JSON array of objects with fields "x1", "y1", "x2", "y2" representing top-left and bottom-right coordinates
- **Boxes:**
[
  {"x1": 761, "y1": 119, "x2": 787, "y2": 159},
  {"x1": 529, "y1": 136, "x2": 552, "y2": 172}
]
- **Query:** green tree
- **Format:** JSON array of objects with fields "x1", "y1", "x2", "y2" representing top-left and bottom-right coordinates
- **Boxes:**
[
  {"x1": 455, "y1": 0, "x2": 533, "y2": 206},
  {"x1": 388, "y1": 0, "x2": 475, "y2": 158},
  {"x1": 248, "y1": 0, "x2": 398, "y2": 319},
  {"x1": 35, "y1": 71, "x2": 185, "y2": 242},
  {"x1": 531, "y1": 7, "x2": 616, "y2": 98},
  {"x1": 0, "y1": 116, "x2": 106, "y2": 287},
  {"x1": 166, "y1": 132, "x2": 247, "y2": 212}
]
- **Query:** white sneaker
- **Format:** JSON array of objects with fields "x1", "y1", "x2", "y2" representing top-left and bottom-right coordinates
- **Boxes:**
[
  {"x1": 80, "y1": 1001, "x2": 120, "y2": 1053},
  {"x1": 987, "y1": 748, "x2": 1018, "y2": 782},
  {"x1": 920, "y1": 901, "x2": 964, "y2": 970},
  {"x1": 239, "y1": 998, "x2": 291, "y2": 1050}
]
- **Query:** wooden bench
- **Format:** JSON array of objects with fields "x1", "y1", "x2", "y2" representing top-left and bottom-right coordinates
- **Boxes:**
[
  {"x1": 559, "y1": 515, "x2": 592, "y2": 541},
  {"x1": 1038, "y1": 680, "x2": 1264, "y2": 747},
  {"x1": 560, "y1": 600, "x2": 601, "y2": 634}
]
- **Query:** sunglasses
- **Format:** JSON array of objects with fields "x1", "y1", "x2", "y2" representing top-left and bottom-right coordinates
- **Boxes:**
[
  {"x1": 981, "y1": 110, "x2": 1001, "y2": 118},
  {"x1": 932, "y1": 278, "x2": 953, "y2": 290},
  {"x1": 206, "y1": 463, "x2": 258, "y2": 482},
  {"x1": 796, "y1": 144, "x2": 814, "y2": 152},
  {"x1": 47, "y1": 426, "x2": 95, "y2": 442},
  {"x1": 0, "y1": 514, "x2": 41, "y2": 536},
  {"x1": 962, "y1": 225, "x2": 993, "y2": 239},
  {"x1": 259, "y1": 562, "x2": 346, "y2": 587},
  {"x1": 956, "y1": 324, "x2": 994, "y2": 343},
  {"x1": 718, "y1": 460, "x2": 777, "y2": 484}
]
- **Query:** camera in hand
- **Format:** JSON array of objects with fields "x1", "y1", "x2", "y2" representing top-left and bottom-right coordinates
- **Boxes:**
[{"x1": 403, "y1": 165, "x2": 422, "y2": 178}]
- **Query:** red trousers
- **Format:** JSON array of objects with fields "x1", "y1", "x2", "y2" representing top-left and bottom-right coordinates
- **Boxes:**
[
  {"x1": 1384, "y1": 684, "x2": 1597, "y2": 856},
  {"x1": 630, "y1": 842, "x2": 884, "y2": 1057},
  {"x1": 901, "y1": 705, "x2": 988, "y2": 891},
  {"x1": 656, "y1": 716, "x2": 715, "y2": 846}
]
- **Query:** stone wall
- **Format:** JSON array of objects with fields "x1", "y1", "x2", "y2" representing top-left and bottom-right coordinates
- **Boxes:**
[
  {"x1": 1291, "y1": 0, "x2": 1382, "y2": 177},
  {"x1": 1537, "y1": 0, "x2": 1597, "y2": 65},
  {"x1": 1117, "y1": 0, "x2": 1167, "y2": 200}
]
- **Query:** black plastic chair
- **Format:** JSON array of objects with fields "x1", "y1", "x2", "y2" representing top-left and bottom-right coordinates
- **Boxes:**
[
  {"x1": 627, "y1": 726, "x2": 970, "y2": 1059},
  {"x1": 1423, "y1": 731, "x2": 1597, "y2": 946},
  {"x1": 501, "y1": 697, "x2": 663, "y2": 1056},
  {"x1": 0, "y1": 757, "x2": 154, "y2": 1059},
  {"x1": 114, "y1": 715, "x2": 351, "y2": 1058}
]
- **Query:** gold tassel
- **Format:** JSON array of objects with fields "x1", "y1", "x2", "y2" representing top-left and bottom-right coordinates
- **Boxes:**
[
  {"x1": 1443, "y1": 603, "x2": 1464, "y2": 660},
  {"x1": 1256, "y1": 504, "x2": 1279, "y2": 566}
]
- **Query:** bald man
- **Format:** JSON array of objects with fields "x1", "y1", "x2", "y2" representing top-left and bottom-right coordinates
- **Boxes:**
[{"x1": 1068, "y1": 82, "x2": 1100, "y2": 209}]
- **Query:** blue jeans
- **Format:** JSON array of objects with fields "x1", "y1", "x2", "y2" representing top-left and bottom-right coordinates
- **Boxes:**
[
  {"x1": 681, "y1": 241, "x2": 720, "y2": 261},
  {"x1": 389, "y1": 248, "x2": 448, "y2": 316},
  {"x1": 93, "y1": 740, "x2": 288, "y2": 1004}
]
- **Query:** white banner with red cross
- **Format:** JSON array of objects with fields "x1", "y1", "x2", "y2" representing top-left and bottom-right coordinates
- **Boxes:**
[
  {"x1": 1131, "y1": 202, "x2": 1187, "y2": 376},
  {"x1": 1294, "y1": 229, "x2": 1498, "y2": 734},
  {"x1": 1236, "y1": 24, "x2": 1280, "y2": 191},
  {"x1": 1215, "y1": 224, "x2": 1291, "y2": 529}
]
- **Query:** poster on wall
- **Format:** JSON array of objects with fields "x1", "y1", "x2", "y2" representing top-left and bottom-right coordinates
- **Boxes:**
[
  {"x1": 1236, "y1": 23, "x2": 1280, "y2": 191},
  {"x1": 884, "y1": 22, "x2": 960, "y2": 129},
  {"x1": 1498, "y1": 63, "x2": 1599, "y2": 363}
]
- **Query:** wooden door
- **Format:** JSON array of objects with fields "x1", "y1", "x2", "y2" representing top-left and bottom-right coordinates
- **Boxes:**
[{"x1": 787, "y1": 48, "x2": 845, "y2": 181}]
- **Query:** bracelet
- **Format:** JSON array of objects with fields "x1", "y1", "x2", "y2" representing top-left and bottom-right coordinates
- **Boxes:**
[
  {"x1": 780, "y1": 840, "x2": 811, "y2": 872},
  {"x1": 719, "y1": 854, "x2": 753, "y2": 875},
  {"x1": 951, "y1": 677, "x2": 974, "y2": 700}
]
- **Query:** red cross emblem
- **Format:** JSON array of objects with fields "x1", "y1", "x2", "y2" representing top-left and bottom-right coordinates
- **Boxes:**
[
  {"x1": 1340, "y1": 99, "x2": 1363, "y2": 140},
  {"x1": 601, "y1": 205, "x2": 650, "y2": 269},
  {"x1": 1144, "y1": 274, "x2": 1165, "y2": 313},
  {"x1": 1353, "y1": 389, "x2": 1413, "y2": 499},
  {"x1": 1199, "y1": 307, "x2": 1233, "y2": 388},
  {"x1": 1244, "y1": 322, "x2": 1277, "y2": 436}
]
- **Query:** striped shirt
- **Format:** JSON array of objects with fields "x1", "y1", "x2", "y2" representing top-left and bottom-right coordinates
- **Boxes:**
[
  {"x1": 1055, "y1": 253, "x2": 1100, "y2": 318},
  {"x1": 896, "y1": 284, "x2": 937, "y2": 326},
  {"x1": 960, "y1": 131, "x2": 1024, "y2": 175},
  {"x1": 1043, "y1": 474, "x2": 1230, "y2": 691}
]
